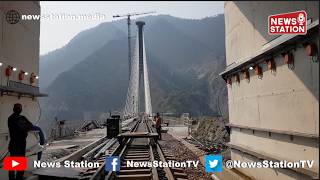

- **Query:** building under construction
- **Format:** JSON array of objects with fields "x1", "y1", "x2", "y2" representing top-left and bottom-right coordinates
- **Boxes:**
[
  {"x1": 0, "y1": 1, "x2": 45, "y2": 179},
  {"x1": 221, "y1": 1, "x2": 319, "y2": 180}
]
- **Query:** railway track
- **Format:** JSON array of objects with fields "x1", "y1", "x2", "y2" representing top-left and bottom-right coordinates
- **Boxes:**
[
  {"x1": 35, "y1": 116, "x2": 189, "y2": 180},
  {"x1": 88, "y1": 116, "x2": 188, "y2": 180}
]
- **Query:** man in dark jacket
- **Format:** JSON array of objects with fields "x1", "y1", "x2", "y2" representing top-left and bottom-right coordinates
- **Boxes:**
[
  {"x1": 155, "y1": 113, "x2": 162, "y2": 140},
  {"x1": 8, "y1": 103, "x2": 33, "y2": 180}
]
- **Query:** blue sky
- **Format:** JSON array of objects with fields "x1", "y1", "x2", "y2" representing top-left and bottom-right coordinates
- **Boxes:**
[{"x1": 40, "y1": 1, "x2": 224, "y2": 55}]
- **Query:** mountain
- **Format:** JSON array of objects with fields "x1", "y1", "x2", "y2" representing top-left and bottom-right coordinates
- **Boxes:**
[
  {"x1": 39, "y1": 22, "x2": 127, "y2": 89},
  {"x1": 39, "y1": 14, "x2": 227, "y2": 132}
]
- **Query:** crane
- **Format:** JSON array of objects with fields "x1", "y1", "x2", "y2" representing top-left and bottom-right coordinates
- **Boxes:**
[{"x1": 113, "y1": 11, "x2": 156, "y2": 79}]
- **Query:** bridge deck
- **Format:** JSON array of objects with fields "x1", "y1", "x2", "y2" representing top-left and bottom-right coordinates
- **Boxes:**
[{"x1": 130, "y1": 119, "x2": 150, "y2": 146}]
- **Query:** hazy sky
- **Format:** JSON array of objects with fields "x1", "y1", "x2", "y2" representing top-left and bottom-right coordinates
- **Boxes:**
[{"x1": 40, "y1": 1, "x2": 224, "y2": 55}]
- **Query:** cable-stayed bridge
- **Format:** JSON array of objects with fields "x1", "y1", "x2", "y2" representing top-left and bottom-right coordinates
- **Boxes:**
[{"x1": 123, "y1": 21, "x2": 152, "y2": 118}]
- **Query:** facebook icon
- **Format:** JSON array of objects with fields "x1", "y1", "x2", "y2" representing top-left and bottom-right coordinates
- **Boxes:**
[{"x1": 105, "y1": 156, "x2": 120, "y2": 172}]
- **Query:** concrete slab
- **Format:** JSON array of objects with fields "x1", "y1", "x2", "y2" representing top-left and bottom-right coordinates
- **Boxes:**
[
  {"x1": 42, "y1": 128, "x2": 106, "y2": 162},
  {"x1": 46, "y1": 145, "x2": 79, "y2": 150},
  {"x1": 162, "y1": 126, "x2": 189, "y2": 138}
]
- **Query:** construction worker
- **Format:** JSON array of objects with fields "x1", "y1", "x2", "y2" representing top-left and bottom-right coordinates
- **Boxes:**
[
  {"x1": 155, "y1": 113, "x2": 162, "y2": 140},
  {"x1": 8, "y1": 103, "x2": 33, "y2": 180}
]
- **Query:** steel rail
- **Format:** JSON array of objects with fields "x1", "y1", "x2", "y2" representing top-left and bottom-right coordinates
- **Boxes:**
[{"x1": 89, "y1": 119, "x2": 141, "y2": 180}]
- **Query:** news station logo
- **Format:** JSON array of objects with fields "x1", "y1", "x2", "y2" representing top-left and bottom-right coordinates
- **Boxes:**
[
  {"x1": 268, "y1": 10, "x2": 307, "y2": 35},
  {"x1": 105, "y1": 156, "x2": 120, "y2": 172},
  {"x1": 3, "y1": 157, "x2": 28, "y2": 171}
]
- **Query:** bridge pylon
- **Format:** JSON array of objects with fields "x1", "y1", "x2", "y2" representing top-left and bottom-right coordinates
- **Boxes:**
[{"x1": 123, "y1": 21, "x2": 152, "y2": 119}]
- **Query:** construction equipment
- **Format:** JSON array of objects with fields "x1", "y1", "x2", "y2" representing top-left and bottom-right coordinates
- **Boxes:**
[{"x1": 112, "y1": 11, "x2": 156, "y2": 79}]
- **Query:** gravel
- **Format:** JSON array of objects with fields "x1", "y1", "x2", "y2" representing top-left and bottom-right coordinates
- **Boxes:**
[{"x1": 159, "y1": 133, "x2": 212, "y2": 180}]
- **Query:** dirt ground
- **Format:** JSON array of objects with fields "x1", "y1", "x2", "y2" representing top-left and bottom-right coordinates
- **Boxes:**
[{"x1": 159, "y1": 133, "x2": 212, "y2": 180}]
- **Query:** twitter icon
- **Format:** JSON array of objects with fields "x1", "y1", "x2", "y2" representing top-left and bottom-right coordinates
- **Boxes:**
[{"x1": 205, "y1": 155, "x2": 222, "y2": 172}]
